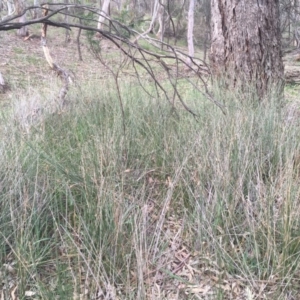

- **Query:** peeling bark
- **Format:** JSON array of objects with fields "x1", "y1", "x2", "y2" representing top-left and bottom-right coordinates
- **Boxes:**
[{"x1": 210, "y1": 0, "x2": 284, "y2": 99}]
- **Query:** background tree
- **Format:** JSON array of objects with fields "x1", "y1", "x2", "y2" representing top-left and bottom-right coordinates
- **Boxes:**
[
  {"x1": 14, "y1": 0, "x2": 28, "y2": 36},
  {"x1": 97, "y1": 0, "x2": 110, "y2": 31},
  {"x1": 186, "y1": 0, "x2": 194, "y2": 66},
  {"x1": 199, "y1": 0, "x2": 210, "y2": 61},
  {"x1": 210, "y1": 0, "x2": 284, "y2": 99},
  {"x1": 2, "y1": 0, "x2": 15, "y2": 19}
]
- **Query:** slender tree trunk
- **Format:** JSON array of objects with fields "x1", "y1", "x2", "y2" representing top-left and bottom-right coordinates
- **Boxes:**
[
  {"x1": 15, "y1": 0, "x2": 28, "y2": 37},
  {"x1": 97, "y1": 0, "x2": 111, "y2": 31},
  {"x1": 186, "y1": 0, "x2": 194, "y2": 66},
  {"x1": 7, "y1": 0, "x2": 15, "y2": 17},
  {"x1": 156, "y1": 0, "x2": 165, "y2": 41},
  {"x1": 174, "y1": 0, "x2": 185, "y2": 45},
  {"x1": 149, "y1": 0, "x2": 160, "y2": 34},
  {"x1": 202, "y1": 0, "x2": 211, "y2": 62},
  {"x1": 33, "y1": 0, "x2": 40, "y2": 18},
  {"x1": 132, "y1": 0, "x2": 160, "y2": 43},
  {"x1": 64, "y1": 0, "x2": 70, "y2": 42},
  {"x1": 210, "y1": 0, "x2": 284, "y2": 99}
]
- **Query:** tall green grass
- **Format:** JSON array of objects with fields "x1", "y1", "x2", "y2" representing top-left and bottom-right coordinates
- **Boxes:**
[{"x1": 1, "y1": 81, "x2": 300, "y2": 299}]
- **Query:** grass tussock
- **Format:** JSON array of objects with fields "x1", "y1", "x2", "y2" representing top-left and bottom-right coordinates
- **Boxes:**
[{"x1": 1, "y1": 81, "x2": 300, "y2": 299}]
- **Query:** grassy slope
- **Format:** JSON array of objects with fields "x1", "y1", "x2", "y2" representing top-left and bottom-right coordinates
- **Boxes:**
[{"x1": 1, "y1": 31, "x2": 300, "y2": 299}]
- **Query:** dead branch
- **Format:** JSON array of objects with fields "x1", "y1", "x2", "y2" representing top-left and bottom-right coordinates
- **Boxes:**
[
  {"x1": 41, "y1": 4, "x2": 73, "y2": 105},
  {"x1": 0, "y1": 4, "x2": 225, "y2": 115}
]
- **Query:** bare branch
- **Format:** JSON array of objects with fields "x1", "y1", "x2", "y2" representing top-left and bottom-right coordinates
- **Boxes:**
[{"x1": 0, "y1": 4, "x2": 226, "y2": 115}]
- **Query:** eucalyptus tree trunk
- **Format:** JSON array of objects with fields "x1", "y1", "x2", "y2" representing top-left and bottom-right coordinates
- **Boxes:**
[
  {"x1": 64, "y1": 0, "x2": 70, "y2": 42},
  {"x1": 15, "y1": 0, "x2": 28, "y2": 36},
  {"x1": 202, "y1": 0, "x2": 210, "y2": 62},
  {"x1": 7, "y1": 0, "x2": 15, "y2": 17},
  {"x1": 33, "y1": 0, "x2": 41, "y2": 18},
  {"x1": 149, "y1": 0, "x2": 160, "y2": 34},
  {"x1": 186, "y1": 0, "x2": 194, "y2": 66},
  {"x1": 132, "y1": 0, "x2": 159, "y2": 43},
  {"x1": 210, "y1": 0, "x2": 284, "y2": 99},
  {"x1": 97, "y1": 0, "x2": 110, "y2": 30},
  {"x1": 156, "y1": 0, "x2": 165, "y2": 41}
]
